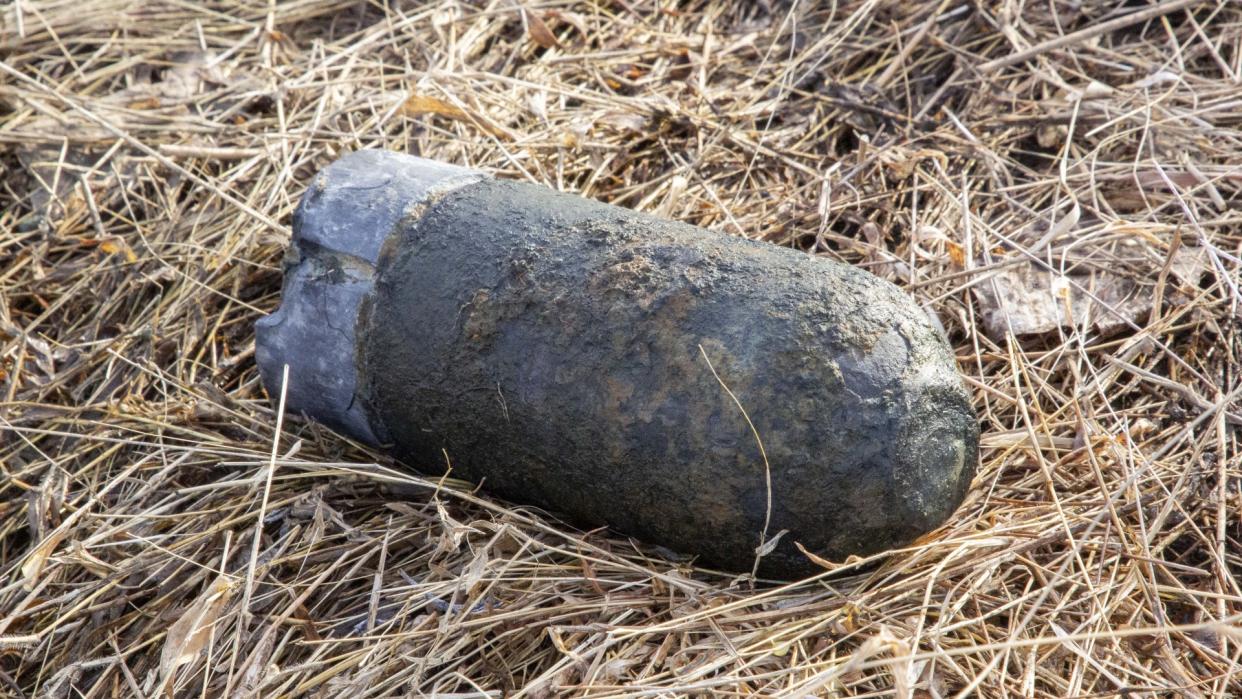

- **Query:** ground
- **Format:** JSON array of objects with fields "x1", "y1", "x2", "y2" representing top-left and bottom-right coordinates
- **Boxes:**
[{"x1": 1, "y1": 1, "x2": 1240, "y2": 697}]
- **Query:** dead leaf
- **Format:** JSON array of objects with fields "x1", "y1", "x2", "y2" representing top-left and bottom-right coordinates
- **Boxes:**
[
  {"x1": 68, "y1": 541, "x2": 116, "y2": 578},
  {"x1": 99, "y1": 237, "x2": 138, "y2": 263},
  {"x1": 754, "y1": 529, "x2": 789, "y2": 557},
  {"x1": 1036, "y1": 123, "x2": 1062, "y2": 149},
  {"x1": 524, "y1": 9, "x2": 561, "y2": 49},
  {"x1": 462, "y1": 546, "x2": 490, "y2": 593},
  {"x1": 877, "y1": 146, "x2": 947, "y2": 180},
  {"x1": 401, "y1": 93, "x2": 468, "y2": 119},
  {"x1": 21, "y1": 528, "x2": 67, "y2": 588},
  {"x1": 657, "y1": 174, "x2": 688, "y2": 217},
  {"x1": 835, "y1": 626, "x2": 913, "y2": 699},
  {"x1": 545, "y1": 9, "x2": 589, "y2": 36},
  {"x1": 601, "y1": 658, "x2": 638, "y2": 679},
  {"x1": 1028, "y1": 200, "x2": 1079, "y2": 252},
  {"x1": 1082, "y1": 80, "x2": 1113, "y2": 99},
  {"x1": 160, "y1": 574, "x2": 236, "y2": 682},
  {"x1": 27, "y1": 466, "x2": 67, "y2": 540},
  {"x1": 433, "y1": 500, "x2": 479, "y2": 555},
  {"x1": 11, "y1": 52, "x2": 232, "y2": 226},
  {"x1": 596, "y1": 111, "x2": 648, "y2": 133},
  {"x1": 384, "y1": 501, "x2": 420, "y2": 517},
  {"x1": 125, "y1": 96, "x2": 162, "y2": 110},
  {"x1": 527, "y1": 89, "x2": 549, "y2": 122},
  {"x1": 236, "y1": 625, "x2": 278, "y2": 698},
  {"x1": 971, "y1": 245, "x2": 1209, "y2": 339},
  {"x1": 401, "y1": 93, "x2": 509, "y2": 139},
  {"x1": 796, "y1": 541, "x2": 840, "y2": 570},
  {"x1": 945, "y1": 240, "x2": 966, "y2": 268}
]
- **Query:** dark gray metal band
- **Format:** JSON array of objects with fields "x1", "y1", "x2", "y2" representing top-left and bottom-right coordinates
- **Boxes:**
[{"x1": 255, "y1": 150, "x2": 485, "y2": 445}]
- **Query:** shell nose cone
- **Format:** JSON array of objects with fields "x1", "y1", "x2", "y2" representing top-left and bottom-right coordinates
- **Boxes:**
[
  {"x1": 758, "y1": 357, "x2": 977, "y2": 578},
  {"x1": 750, "y1": 306, "x2": 977, "y2": 577},
  {"x1": 828, "y1": 320, "x2": 977, "y2": 548},
  {"x1": 889, "y1": 367, "x2": 979, "y2": 539}
]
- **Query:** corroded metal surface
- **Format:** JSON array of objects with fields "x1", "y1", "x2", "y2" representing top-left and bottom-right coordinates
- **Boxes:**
[{"x1": 259, "y1": 150, "x2": 979, "y2": 579}]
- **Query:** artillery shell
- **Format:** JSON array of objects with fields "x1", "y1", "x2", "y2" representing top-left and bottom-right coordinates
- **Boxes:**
[{"x1": 256, "y1": 150, "x2": 978, "y2": 578}]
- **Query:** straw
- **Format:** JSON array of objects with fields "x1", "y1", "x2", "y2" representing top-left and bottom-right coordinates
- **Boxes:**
[{"x1": 2, "y1": 1, "x2": 1239, "y2": 696}]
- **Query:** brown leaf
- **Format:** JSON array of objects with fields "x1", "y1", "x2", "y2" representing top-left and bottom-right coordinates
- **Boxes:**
[
  {"x1": 877, "y1": 145, "x2": 947, "y2": 180},
  {"x1": 525, "y1": 9, "x2": 561, "y2": 49},
  {"x1": 795, "y1": 541, "x2": 840, "y2": 570},
  {"x1": 401, "y1": 93, "x2": 509, "y2": 139},
  {"x1": 160, "y1": 574, "x2": 236, "y2": 682},
  {"x1": 236, "y1": 625, "x2": 278, "y2": 698},
  {"x1": 125, "y1": 96, "x2": 162, "y2": 110},
  {"x1": 544, "y1": 9, "x2": 588, "y2": 36},
  {"x1": 401, "y1": 93, "x2": 468, "y2": 120},
  {"x1": 945, "y1": 240, "x2": 966, "y2": 268},
  {"x1": 596, "y1": 111, "x2": 648, "y2": 133},
  {"x1": 68, "y1": 541, "x2": 116, "y2": 578},
  {"x1": 970, "y1": 246, "x2": 1209, "y2": 339},
  {"x1": 99, "y1": 238, "x2": 138, "y2": 263},
  {"x1": 432, "y1": 500, "x2": 478, "y2": 555},
  {"x1": 21, "y1": 528, "x2": 66, "y2": 589}
]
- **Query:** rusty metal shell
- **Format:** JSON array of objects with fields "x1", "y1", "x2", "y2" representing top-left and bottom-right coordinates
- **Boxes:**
[{"x1": 258, "y1": 150, "x2": 978, "y2": 578}]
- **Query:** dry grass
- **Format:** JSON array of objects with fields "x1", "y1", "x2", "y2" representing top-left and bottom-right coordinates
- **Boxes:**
[{"x1": 2, "y1": 1, "x2": 1241, "y2": 696}]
